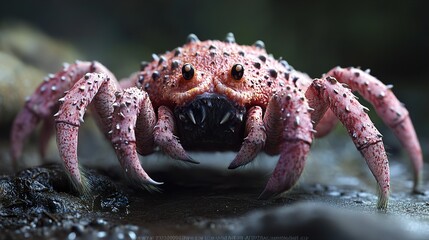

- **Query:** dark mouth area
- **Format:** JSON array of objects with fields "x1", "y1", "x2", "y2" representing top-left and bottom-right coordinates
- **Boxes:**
[{"x1": 173, "y1": 93, "x2": 247, "y2": 151}]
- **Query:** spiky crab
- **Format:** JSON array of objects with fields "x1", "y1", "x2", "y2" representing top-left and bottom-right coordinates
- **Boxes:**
[{"x1": 10, "y1": 33, "x2": 423, "y2": 209}]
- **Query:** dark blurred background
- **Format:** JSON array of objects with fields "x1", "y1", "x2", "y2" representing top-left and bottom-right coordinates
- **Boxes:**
[{"x1": 1, "y1": 0, "x2": 428, "y2": 155}]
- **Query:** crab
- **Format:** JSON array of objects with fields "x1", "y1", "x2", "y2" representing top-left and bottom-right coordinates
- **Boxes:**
[{"x1": 10, "y1": 33, "x2": 423, "y2": 210}]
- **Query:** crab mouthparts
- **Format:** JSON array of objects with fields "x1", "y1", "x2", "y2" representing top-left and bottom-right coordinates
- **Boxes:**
[{"x1": 173, "y1": 93, "x2": 247, "y2": 151}]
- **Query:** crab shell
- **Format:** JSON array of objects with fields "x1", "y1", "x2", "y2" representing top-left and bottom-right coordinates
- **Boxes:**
[{"x1": 137, "y1": 36, "x2": 304, "y2": 150}]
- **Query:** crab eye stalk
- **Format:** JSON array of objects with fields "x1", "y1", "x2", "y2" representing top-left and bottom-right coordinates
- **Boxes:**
[
  {"x1": 231, "y1": 64, "x2": 244, "y2": 80},
  {"x1": 182, "y1": 63, "x2": 195, "y2": 80}
]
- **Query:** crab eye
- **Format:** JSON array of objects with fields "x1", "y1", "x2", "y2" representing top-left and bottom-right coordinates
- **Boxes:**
[
  {"x1": 231, "y1": 64, "x2": 244, "y2": 80},
  {"x1": 182, "y1": 63, "x2": 195, "y2": 80}
]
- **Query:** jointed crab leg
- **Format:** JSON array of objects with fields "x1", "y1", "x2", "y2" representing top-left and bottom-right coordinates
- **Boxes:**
[
  {"x1": 10, "y1": 61, "x2": 95, "y2": 164},
  {"x1": 10, "y1": 108, "x2": 40, "y2": 169},
  {"x1": 55, "y1": 70, "x2": 118, "y2": 192},
  {"x1": 328, "y1": 67, "x2": 423, "y2": 191},
  {"x1": 306, "y1": 76, "x2": 390, "y2": 209},
  {"x1": 153, "y1": 106, "x2": 198, "y2": 164},
  {"x1": 110, "y1": 88, "x2": 161, "y2": 186},
  {"x1": 259, "y1": 87, "x2": 314, "y2": 199},
  {"x1": 313, "y1": 109, "x2": 338, "y2": 138},
  {"x1": 229, "y1": 106, "x2": 266, "y2": 169}
]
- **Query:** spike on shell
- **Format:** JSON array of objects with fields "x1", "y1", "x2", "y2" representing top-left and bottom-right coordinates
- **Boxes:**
[
  {"x1": 187, "y1": 33, "x2": 200, "y2": 43},
  {"x1": 224, "y1": 32, "x2": 236, "y2": 43}
]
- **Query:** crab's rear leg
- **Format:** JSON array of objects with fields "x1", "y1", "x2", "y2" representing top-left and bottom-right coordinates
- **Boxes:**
[
  {"x1": 328, "y1": 67, "x2": 423, "y2": 192},
  {"x1": 10, "y1": 61, "x2": 97, "y2": 164},
  {"x1": 306, "y1": 76, "x2": 390, "y2": 209}
]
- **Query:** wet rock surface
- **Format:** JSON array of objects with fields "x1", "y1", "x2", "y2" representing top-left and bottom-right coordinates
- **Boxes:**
[
  {"x1": 1, "y1": 154, "x2": 429, "y2": 239},
  {"x1": 0, "y1": 164, "x2": 144, "y2": 239}
]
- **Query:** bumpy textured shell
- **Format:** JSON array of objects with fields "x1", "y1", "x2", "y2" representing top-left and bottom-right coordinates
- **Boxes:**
[{"x1": 138, "y1": 40, "x2": 294, "y2": 109}]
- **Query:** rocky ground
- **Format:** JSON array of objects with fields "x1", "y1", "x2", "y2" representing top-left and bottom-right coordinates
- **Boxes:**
[{"x1": 1, "y1": 132, "x2": 429, "y2": 239}]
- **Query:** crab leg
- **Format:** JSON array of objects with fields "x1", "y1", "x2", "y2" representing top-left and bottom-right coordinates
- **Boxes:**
[
  {"x1": 110, "y1": 88, "x2": 161, "y2": 186},
  {"x1": 10, "y1": 61, "x2": 94, "y2": 163},
  {"x1": 313, "y1": 109, "x2": 338, "y2": 138},
  {"x1": 284, "y1": 70, "x2": 339, "y2": 139},
  {"x1": 228, "y1": 106, "x2": 266, "y2": 169},
  {"x1": 306, "y1": 76, "x2": 390, "y2": 209},
  {"x1": 259, "y1": 88, "x2": 314, "y2": 199},
  {"x1": 55, "y1": 70, "x2": 118, "y2": 193},
  {"x1": 328, "y1": 67, "x2": 423, "y2": 191},
  {"x1": 154, "y1": 106, "x2": 198, "y2": 164}
]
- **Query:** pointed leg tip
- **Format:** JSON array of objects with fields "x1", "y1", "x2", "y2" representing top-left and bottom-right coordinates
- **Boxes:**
[
  {"x1": 69, "y1": 174, "x2": 92, "y2": 199},
  {"x1": 228, "y1": 158, "x2": 248, "y2": 169},
  {"x1": 377, "y1": 201, "x2": 388, "y2": 212},
  {"x1": 227, "y1": 163, "x2": 239, "y2": 169},
  {"x1": 147, "y1": 177, "x2": 164, "y2": 185},
  {"x1": 413, "y1": 171, "x2": 423, "y2": 194},
  {"x1": 185, "y1": 156, "x2": 200, "y2": 164},
  {"x1": 412, "y1": 187, "x2": 426, "y2": 196},
  {"x1": 258, "y1": 188, "x2": 278, "y2": 200},
  {"x1": 376, "y1": 193, "x2": 389, "y2": 211}
]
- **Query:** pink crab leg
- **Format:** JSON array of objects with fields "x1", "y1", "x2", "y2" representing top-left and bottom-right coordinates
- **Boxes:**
[
  {"x1": 55, "y1": 71, "x2": 118, "y2": 193},
  {"x1": 134, "y1": 91, "x2": 157, "y2": 156},
  {"x1": 286, "y1": 71, "x2": 340, "y2": 139},
  {"x1": 306, "y1": 76, "x2": 390, "y2": 209},
  {"x1": 228, "y1": 106, "x2": 266, "y2": 169},
  {"x1": 10, "y1": 61, "x2": 94, "y2": 163},
  {"x1": 110, "y1": 88, "x2": 161, "y2": 186},
  {"x1": 154, "y1": 106, "x2": 199, "y2": 164},
  {"x1": 259, "y1": 88, "x2": 314, "y2": 199},
  {"x1": 313, "y1": 109, "x2": 338, "y2": 138},
  {"x1": 328, "y1": 67, "x2": 423, "y2": 191},
  {"x1": 10, "y1": 108, "x2": 40, "y2": 169}
]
